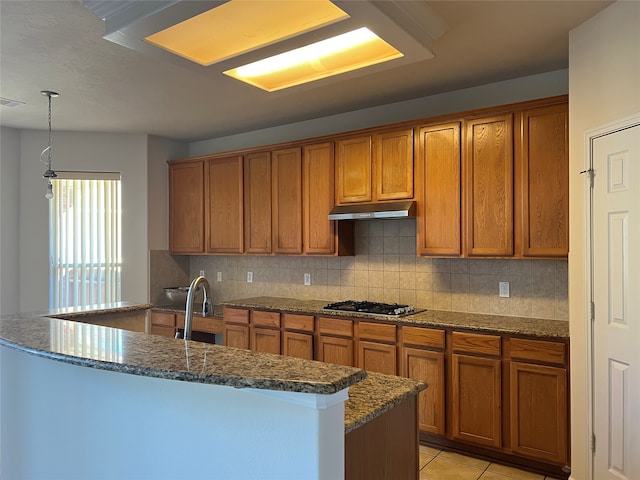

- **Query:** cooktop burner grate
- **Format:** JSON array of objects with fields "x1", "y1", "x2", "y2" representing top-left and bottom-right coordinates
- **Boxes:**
[{"x1": 323, "y1": 300, "x2": 416, "y2": 317}]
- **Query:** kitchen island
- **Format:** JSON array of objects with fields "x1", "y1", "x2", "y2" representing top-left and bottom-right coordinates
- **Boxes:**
[{"x1": 0, "y1": 308, "x2": 425, "y2": 480}]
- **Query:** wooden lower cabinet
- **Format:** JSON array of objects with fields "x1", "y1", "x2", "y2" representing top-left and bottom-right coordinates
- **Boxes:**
[
  {"x1": 223, "y1": 307, "x2": 250, "y2": 350},
  {"x1": 358, "y1": 341, "x2": 396, "y2": 375},
  {"x1": 510, "y1": 362, "x2": 567, "y2": 465},
  {"x1": 318, "y1": 335, "x2": 354, "y2": 367},
  {"x1": 283, "y1": 331, "x2": 314, "y2": 360},
  {"x1": 317, "y1": 317, "x2": 355, "y2": 367},
  {"x1": 451, "y1": 353, "x2": 502, "y2": 448},
  {"x1": 251, "y1": 327, "x2": 280, "y2": 354},
  {"x1": 403, "y1": 347, "x2": 445, "y2": 435},
  {"x1": 224, "y1": 323, "x2": 249, "y2": 349},
  {"x1": 150, "y1": 311, "x2": 176, "y2": 337}
]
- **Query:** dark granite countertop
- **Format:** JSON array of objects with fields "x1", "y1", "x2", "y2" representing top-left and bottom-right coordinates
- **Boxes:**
[
  {"x1": 344, "y1": 372, "x2": 426, "y2": 433},
  {"x1": 221, "y1": 296, "x2": 570, "y2": 340},
  {"x1": 47, "y1": 301, "x2": 152, "y2": 318},
  {"x1": 152, "y1": 303, "x2": 223, "y2": 319},
  {"x1": 0, "y1": 312, "x2": 365, "y2": 395}
]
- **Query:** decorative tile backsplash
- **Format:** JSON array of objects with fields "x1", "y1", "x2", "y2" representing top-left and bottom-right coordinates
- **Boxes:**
[{"x1": 152, "y1": 219, "x2": 568, "y2": 320}]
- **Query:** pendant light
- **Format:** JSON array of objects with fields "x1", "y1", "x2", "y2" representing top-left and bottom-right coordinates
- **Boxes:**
[{"x1": 40, "y1": 90, "x2": 59, "y2": 200}]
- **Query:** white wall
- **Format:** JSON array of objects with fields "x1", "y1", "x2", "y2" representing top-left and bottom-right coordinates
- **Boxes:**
[
  {"x1": 147, "y1": 135, "x2": 188, "y2": 251},
  {"x1": 190, "y1": 69, "x2": 568, "y2": 156},
  {"x1": 0, "y1": 127, "x2": 21, "y2": 314},
  {"x1": 568, "y1": 2, "x2": 640, "y2": 479},
  {"x1": 17, "y1": 131, "x2": 149, "y2": 310}
]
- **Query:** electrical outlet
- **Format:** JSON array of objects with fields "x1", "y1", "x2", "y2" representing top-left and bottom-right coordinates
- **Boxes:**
[
  {"x1": 216, "y1": 271, "x2": 222, "y2": 282},
  {"x1": 499, "y1": 281, "x2": 510, "y2": 298},
  {"x1": 247, "y1": 271, "x2": 253, "y2": 283},
  {"x1": 199, "y1": 270, "x2": 205, "y2": 277},
  {"x1": 304, "y1": 273, "x2": 311, "y2": 286}
]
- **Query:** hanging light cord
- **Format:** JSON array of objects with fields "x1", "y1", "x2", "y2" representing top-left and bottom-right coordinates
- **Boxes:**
[{"x1": 40, "y1": 91, "x2": 58, "y2": 179}]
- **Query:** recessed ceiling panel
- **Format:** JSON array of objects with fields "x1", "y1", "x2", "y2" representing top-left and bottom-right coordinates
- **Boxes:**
[{"x1": 144, "y1": 0, "x2": 350, "y2": 66}]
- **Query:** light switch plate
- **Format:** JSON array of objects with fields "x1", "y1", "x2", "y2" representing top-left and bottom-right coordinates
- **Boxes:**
[
  {"x1": 499, "y1": 281, "x2": 510, "y2": 298},
  {"x1": 247, "y1": 271, "x2": 253, "y2": 283},
  {"x1": 217, "y1": 271, "x2": 222, "y2": 282},
  {"x1": 304, "y1": 273, "x2": 311, "y2": 286}
]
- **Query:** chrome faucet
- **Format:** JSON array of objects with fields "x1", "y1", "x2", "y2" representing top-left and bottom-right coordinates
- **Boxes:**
[{"x1": 176, "y1": 275, "x2": 212, "y2": 341}]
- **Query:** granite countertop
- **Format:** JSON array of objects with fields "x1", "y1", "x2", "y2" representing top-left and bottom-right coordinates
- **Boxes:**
[
  {"x1": 152, "y1": 303, "x2": 224, "y2": 319},
  {"x1": 344, "y1": 372, "x2": 426, "y2": 434},
  {"x1": 221, "y1": 296, "x2": 570, "y2": 340},
  {"x1": 47, "y1": 301, "x2": 152, "y2": 318},
  {"x1": 0, "y1": 312, "x2": 365, "y2": 395}
]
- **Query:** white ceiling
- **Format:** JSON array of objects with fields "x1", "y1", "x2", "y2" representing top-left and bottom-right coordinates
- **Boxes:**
[{"x1": 0, "y1": 0, "x2": 612, "y2": 143}]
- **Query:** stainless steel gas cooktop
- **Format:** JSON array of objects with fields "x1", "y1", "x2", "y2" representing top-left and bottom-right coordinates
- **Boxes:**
[{"x1": 323, "y1": 300, "x2": 418, "y2": 317}]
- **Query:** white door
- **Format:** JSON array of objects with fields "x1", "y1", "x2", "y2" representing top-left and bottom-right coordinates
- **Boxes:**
[{"x1": 592, "y1": 121, "x2": 640, "y2": 480}]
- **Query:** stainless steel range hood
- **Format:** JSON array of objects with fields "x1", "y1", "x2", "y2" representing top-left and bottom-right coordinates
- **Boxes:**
[{"x1": 328, "y1": 201, "x2": 416, "y2": 220}]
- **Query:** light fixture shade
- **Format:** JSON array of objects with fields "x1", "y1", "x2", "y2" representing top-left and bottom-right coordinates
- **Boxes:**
[
  {"x1": 144, "y1": 0, "x2": 350, "y2": 66},
  {"x1": 224, "y1": 27, "x2": 403, "y2": 92}
]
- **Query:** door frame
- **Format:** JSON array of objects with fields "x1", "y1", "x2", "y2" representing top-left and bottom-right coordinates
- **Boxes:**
[{"x1": 583, "y1": 112, "x2": 640, "y2": 480}]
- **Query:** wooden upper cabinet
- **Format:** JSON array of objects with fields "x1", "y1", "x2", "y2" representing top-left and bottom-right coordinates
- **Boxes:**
[
  {"x1": 207, "y1": 156, "x2": 244, "y2": 254},
  {"x1": 169, "y1": 160, "x2": 205, "y2": 253},
  {"x1": 244, "y1": 151, "x2": 272, "y2": 253},
  {"x1": 374, "y1": 129, "x2": 414, "y2": 201},
  {"x1": 516, "y1": 103, "x2": 569, "y2": 257},
  {"x1": 272, "y1": 147, "x2": 303, "y2": 254},
  {"x1": 416, "y1": 122, "x2": 462, "y2": 256},
  {"x1": 336, "y1": 136, "x2": 372, "y2": 204},
  {"x1": 303, "y1": 142, "x2": 337, "y2": 254},
  {"x1": 464, "y1": 114, "x2": 514, "y2": 257},
  {"x1": 336, "y1": 130, "x2": 414, "y2": 205}
]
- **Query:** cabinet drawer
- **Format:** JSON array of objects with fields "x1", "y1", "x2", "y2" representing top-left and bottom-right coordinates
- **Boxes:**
[
  {"x1": 223, "y1": 307, "x2": 250, "y2": 325},
  {"x1": 252, "y1": 310, "x2": 281, "y2": 328},
  {"x1": 151, "y1": 312, "x2": 175, "y2": 327},
  {"x1": 510, "y1": 338, "x2": 567, "y2": 365},
  {"x1": 402, "y1": 326, "x2": 445, "y2": 349},
  {"x1": 453, "y1": 332, "x2": 501, "y2": 356},
  {"x1": 283, "y1": 313, "x2": 314, "y2": 332},
  {"x1": 318, "y1": 317, "x2": 353, "y2": 337},
  {"x1": 359, "y1": 321, "x2": 396, "y2": 343}
]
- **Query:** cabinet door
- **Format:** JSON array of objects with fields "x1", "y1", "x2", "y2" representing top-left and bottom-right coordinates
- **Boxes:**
[
  {"x1": 516, "y1": 103, "x2": 568, "y2": 257},
  {"x1": 244, "y1": 151, "x2": 272, "y2": 253},
  {"x1": 336, "y1": 136, "x2": 372, "y2": 204},
  {"x1": 272, "y1": 147, "x2": 303, "y2": 254},
  {"x1": 283, "y1": 331, "x2": 314, "y2": 360},
  {"x1": 403, "y1": 347, "x2": 445, "y2": 435},
  {"x1": 208, "y1": 156, "x2": 244, "y2": 253},
  {"x1": 169, "y1": 161, "x2": 205, "y2": 253},
  {"x1": 317, "y1": 335, "x2": 354, "y2": 366},
  {"x1": 416, "y1": 122, "x2": 462, "y2": 256},
  {"x1": 251, "y1": 327, "x2": 281, "y2": 354},
  {"x1": 358, "y1": 340, "x2": 397, "y2": 375},
  {"x1": 510, "y1": 362, "x2": 568, "y2": 465},
  {"x1": 452, "y1": 353, "x2": 502, "y2": 448},
  {"x1": 464, "y1": 114, "x2": 514, "y2": 256},
  {"x1": 374, "y1": 129, "x2": 414, "y2": 201},
  {"x1": 303, "y1": 143, "x2": 336, "y2": 254},
  {"x1": 224, "y1": 324, "x2": 250, "y2": 350}
]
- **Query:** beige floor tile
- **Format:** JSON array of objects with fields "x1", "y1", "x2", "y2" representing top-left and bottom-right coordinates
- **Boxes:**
[
  {"x1": 419, "y1": 457, "x2": 484, "y2": 480},
  {"x1": 479, "y1": 472, "x2": 520, "y2": 480},
  {"x1": 439, "y1": 451, "x2": 490, "y2": 470},
  {"x1": 420, "y1": 445, "x2": 442, "y2": 457},
  {"x1": 420, "y1": 453, "x2": 436, "y2": 469},
  {"x1": 486, "y1": 463, "x2": 544, "y2": 480}
]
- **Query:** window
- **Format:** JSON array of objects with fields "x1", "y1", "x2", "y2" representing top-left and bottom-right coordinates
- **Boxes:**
[{"x1": 49, "y1": 172, "x2": 122, "y2": 308}]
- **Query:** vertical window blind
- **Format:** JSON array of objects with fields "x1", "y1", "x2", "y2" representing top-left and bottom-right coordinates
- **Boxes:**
[{"x1": 49, "y1": 172, "x2": 122, "y2": 308}]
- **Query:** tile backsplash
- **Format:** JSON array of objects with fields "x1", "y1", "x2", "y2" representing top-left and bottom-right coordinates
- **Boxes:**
[{"x1": 152, "y1": 219, "x2": 568, "y2": 320}]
